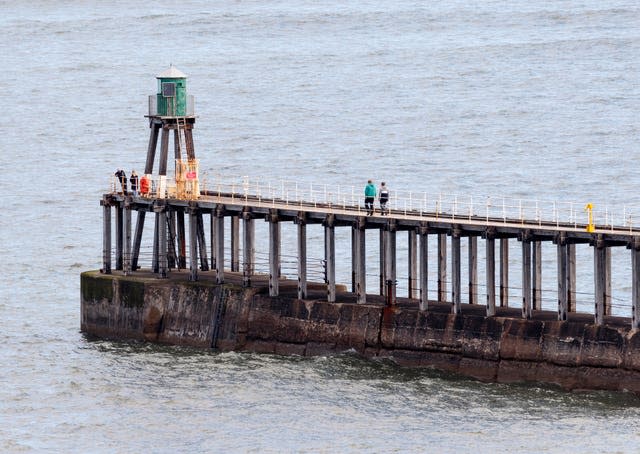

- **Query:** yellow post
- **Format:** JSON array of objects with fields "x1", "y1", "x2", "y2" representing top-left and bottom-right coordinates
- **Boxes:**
[{"x1": 585, "y1": 203, "x2": 595, "y2": 233}]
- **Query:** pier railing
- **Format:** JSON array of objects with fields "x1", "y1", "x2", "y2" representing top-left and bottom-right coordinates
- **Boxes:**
[
  {"x1": 110, "y1": 173, "x2": 638, "y2": 232},
  {"x1": 147, "y1": 95, "x2": 195, "y2": 117}
]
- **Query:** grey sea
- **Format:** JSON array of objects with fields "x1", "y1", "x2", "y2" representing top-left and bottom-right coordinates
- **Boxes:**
[{"x1": 2, "y1": 1, "x2": 640, "y2": 452}]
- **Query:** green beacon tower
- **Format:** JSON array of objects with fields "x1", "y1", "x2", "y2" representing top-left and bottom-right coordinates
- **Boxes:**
[
  {"x1": 144, "y1": 65, "x2": 199, "y2": 201},
  {"x1": 156, "y1": 65, "x2": 188, "y2": 116}
]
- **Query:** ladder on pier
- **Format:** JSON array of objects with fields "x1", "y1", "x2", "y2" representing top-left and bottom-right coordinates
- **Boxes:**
[{"x1": 175, "y1": 117, "x2": 188, "y2": 161}]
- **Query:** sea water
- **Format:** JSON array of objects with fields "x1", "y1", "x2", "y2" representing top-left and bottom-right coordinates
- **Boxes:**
[{"x1": 1, "y1": 1, "x2": 640, "y2": 451}]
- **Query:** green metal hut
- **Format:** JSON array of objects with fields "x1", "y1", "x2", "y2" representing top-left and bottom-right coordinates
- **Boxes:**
[{"x1": 155, "y1": 65, "x2": 188, "y2": 117}]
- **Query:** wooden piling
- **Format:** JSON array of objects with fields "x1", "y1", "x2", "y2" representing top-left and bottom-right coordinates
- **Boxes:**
[
  {"x1": 354, "y1": 218, "x2": 366, "y2": 304},
  {"x1": 379, "y1": 229, "x2": 386, "y2": 296},
  {"x1": 468, "y1": 236, "x2": 477, "y2": 304},
  {"x1": 324, "y1": 215, "x2": 336, "y2": 303},
  {"x1": 269, "y1": 212, "x2": 280, "y2": 297},
  {"x1": 500, "y1": 238, "x2": 509, "y2": 307},
  {"x1": 243, "y1": 212, "x2": 255, "y2": 288},
  {"x1": 210, "y1": 210, "x2": 216, "y2": 271},
  {"x1": 166, "y1": 209, "x2": 177, "y2": 269},
  {"x1": 131, "y1": 211, "x2": 145, "y2": 271},
  {"x1": 115, "y1": 204, "x2": 123, "y2": 270},
  {"x1": 176, "y1": 209, "x2": 186, "y2": 269},
  {"x1": 297, "y1": 214, "x2": 307, "y2": 299},
  {"x1": 144, "y1": 123, "x2": 160, "y2": 174},
  {"x1": 486, "y1": 233, "x2": 496, "y2": 316},
  {"x1": 184, "y1": 126, "x2": 195, "y2": 160},
  {"x1": 632, "y1": 239, "x2": 640, "y2": 329},
  {"x1": 188, "y1": 208, "x2": 198, "y2": 281},
  {"x1": 152, "y1": 212, "x2": 159, "y2": 273},
  {"x1": 568, "y1": 243, "x2": 576, "y2": 312},
  {"x1": 594, "y1": 237, "x2": 606, "y2": 326},
  {"x1": 155, "y1": 204, "x2": 168, "y2": 278},
  {"x1": 521, "y1": 235, "x2": 532, "y2": 319},
  {"x1": 230, "y1": 216, "x2": 240, "y2": 272},
  {"x1": 605, "y1": 247, "x2": 612, "y2": 316},
  {"x1": 196, "y1": 211, "x2": 208, "y2": 271},
  {"x1": 419, "y1": 225, "x2": 429, "y2": 311},
  {"x1": 451, "y1": 228, "x2": 461, "y2": 314},
  {"x1": 438, "y1": 233, "x2": 447, "y2": 302},
  {"x1": 557, "y1": 236, "x2": 568, "y2": 321},
  {"x1": 532, "y1": 241, "x2": 542, "y2": 310},
  {"x1": 351, "y1": 227, "x2": 356, "y2": 293},
  {"x1": 173, "y1": 125, "x2": 180, "y2": 160},
  {"x1": 215, "y1": 210, "x2": 225, "y2": 284},
  {"x1": 408, "y1": 230, "x2": 418, "y2": 299},
  {"x1": 383, "y1": 221, "x2": 397, "y2": 304},
  {"x1": 159, "y1": 126, "x2": 169, "y2": 175},
  {"x1": 102, "y1": 201, "x2": 111, "y2": 274},
  {"x1": 123, "y1": 200, "x2": 132, "y2": 275}
]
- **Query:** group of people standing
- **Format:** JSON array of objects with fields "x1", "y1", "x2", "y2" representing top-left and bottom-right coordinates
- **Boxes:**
[
  {"x1": 115, "y1": 169, "x2": 390, "y2": 213},
  {"x1": 114, "y1": 169, "x2": 141, "y2": 196},
  {"x1": 364, "y1": 180, "x2": 389, "y2": 216}
]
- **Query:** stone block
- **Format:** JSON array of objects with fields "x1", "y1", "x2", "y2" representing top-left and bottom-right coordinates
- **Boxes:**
[
  {"x1": 499, "y1": 318, "x2": 543, "y2": 362},
  {"x1": 541, "y1": 321, "x2": 585, "y2": 367},
  {"x1": 618, "y1": 371, "x2": 640, "y2": 394},
  {"x1": 384, "y1": 348, "x2": 424, "y2": 367},
  {"x1": 417, "y1": 351, "x2": 461, "y2": 373},
  {"x1": 534, "y1": 362, "x2": 580, "y2": 390},
  {"x1": 458, "y1": 357, "x2": 498, "y2": 382},
  {"x1": 622, "y1": 330, "x2": 640, "y2": 372},
  {"x1": 497, "y1": 360, "x2": 540, "y2": 384},
  {"x1": 274, "y1": 342, "x2": 306, "y2": 356},
  {"x1": 244, "y1": 340, "x2": 276, "y2": 354},
  {"x1": 309, "y1": 301, "x2": 341, "y2": 324},
  {"x1": 580, "y1": 325, "x2": 624, "y2": 368},
  {"x1": 305, "y1": 341, "x2": 336, "y2": 356},
  {"x1": 380, "y1": 307, "x2": 418, "y2": 350},
  {"x1": 460, "y1": 315, "x2": 503, "y2": 361},
  {"x1": 412, "y1": 312, "x2": 459, "y2": 352},
  {"x1": 334, "y1": 304, "x2": 375, "y2": 353}
]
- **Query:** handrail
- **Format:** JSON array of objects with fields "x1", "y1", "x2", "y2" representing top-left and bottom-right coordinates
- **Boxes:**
[{"x1": 109, "y1": 173, "x2": 639, "y2": 233}]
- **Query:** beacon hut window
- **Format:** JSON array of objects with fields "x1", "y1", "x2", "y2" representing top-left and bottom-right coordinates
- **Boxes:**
[{"x1": 162, "y1": 82, "x2": 176, "y2": 97}]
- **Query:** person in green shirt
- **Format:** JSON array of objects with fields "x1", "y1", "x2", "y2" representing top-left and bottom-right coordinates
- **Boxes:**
[{"x1": 364, "y1": 179, "x2": 377, "y2": 215}]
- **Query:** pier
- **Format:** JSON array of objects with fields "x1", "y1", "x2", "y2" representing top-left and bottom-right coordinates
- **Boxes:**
[
  {"x1": 101, "y1": 177, "x2": 640, "y2": 330},
  {"x1": 97, "y1": 65, "x2": 640, "y2": 331},
  {"x1": 83, "y1": 67, "x2": 640, "y2": 393}
]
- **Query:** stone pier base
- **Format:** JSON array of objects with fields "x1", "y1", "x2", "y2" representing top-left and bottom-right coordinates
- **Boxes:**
[{"x1": 81, "y1": 271, "x2": 640, "y2": 394}]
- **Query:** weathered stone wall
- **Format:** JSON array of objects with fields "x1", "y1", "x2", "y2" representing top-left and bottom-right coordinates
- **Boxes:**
[
  {"x1": 82, "y1": 271, "x2": 245, "y2": 347},
  {"x1": 81, "y1": 271, "x2": 640, "y2": 393}
]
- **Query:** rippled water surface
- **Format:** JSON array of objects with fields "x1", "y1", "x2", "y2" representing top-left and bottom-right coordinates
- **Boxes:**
[{"x1": 1, "y1": 0, "x2": 640, "y2": 451}]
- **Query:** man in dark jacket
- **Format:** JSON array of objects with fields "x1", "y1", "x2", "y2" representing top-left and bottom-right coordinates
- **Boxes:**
[
  {"x1": 115, "y1": 169, "x2": 127, "y2": 195},
  {"x1": 130, "y1": 170, "x2": 139, "y2": 197}
]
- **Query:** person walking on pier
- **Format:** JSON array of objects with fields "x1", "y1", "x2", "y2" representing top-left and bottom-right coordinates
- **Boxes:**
[
  {"x1": 130, "y1": 170, "x2": 139, "y2": 197},
  {"x1": 379, "y1": 181, "x2": 389, "y2": 215},
  {"x1": 115, "y1": 168, "x2": 127, "y2": 195},
  {"x1": 364, "y1": 179, "x2": 377, "y2": 216}
]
